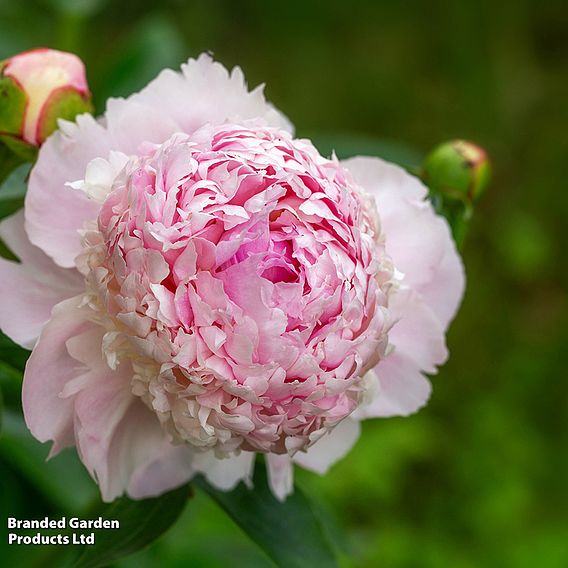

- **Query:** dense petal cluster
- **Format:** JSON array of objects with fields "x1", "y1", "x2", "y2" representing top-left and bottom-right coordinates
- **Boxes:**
[
  {"x1": 77, "y1": 124, "x2": 392, "y2": 456},
  {"x1": 0, "y1": 54, "x2": 465, "y2": 501}
]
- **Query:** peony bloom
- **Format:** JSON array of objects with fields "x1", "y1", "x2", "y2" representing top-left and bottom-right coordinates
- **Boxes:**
[
  {"x1": 0, "y1": 48, "x2": 91, "y2": 149},
  {"x1": 0, "y1": 55, "x2": 464, "y2": 501}
]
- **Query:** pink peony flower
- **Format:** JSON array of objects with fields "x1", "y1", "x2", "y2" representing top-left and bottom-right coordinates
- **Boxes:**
[
  {"x1": 0, "y1": 55, "x2": 464, "y2": 501},
  {"x1": 0, "y1": 48, "x2": 91, "y2": 147}
]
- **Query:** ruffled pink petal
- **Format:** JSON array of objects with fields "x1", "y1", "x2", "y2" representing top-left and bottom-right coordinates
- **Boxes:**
[
  {"x1": 342, "y1": 156, "x2": 465, "y2": 329},
  {"x1": 27, "y1": 302, "x2": 255, "y2": 501},
  {"x1": 0, "y1": 211, "x2": 83, "y2": 348},
  {"x1": 293, "y1": 418, "x2": 361, "y2": 474}
]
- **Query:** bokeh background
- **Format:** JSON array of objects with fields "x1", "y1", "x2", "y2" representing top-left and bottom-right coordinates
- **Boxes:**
[{"x1": 1, "y1": 0, "x2": 567, "y2": 566}]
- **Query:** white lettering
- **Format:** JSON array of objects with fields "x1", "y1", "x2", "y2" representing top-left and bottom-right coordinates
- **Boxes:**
[{"x1": 69, "y1": 517, "x2": 119, "y2": 529}]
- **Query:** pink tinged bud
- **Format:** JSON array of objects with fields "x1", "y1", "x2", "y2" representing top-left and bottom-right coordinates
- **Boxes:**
[{"x1": 0, "y1": 48, "x2": 92, "y2": 149}]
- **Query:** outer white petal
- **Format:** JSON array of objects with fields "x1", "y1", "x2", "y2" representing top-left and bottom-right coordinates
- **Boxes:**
[
  {"x1": 129, "y1": 53, "x2": 293, "y2": 135},
  {"x1": 127, "y1": 442, "x2": 195, "y2": 500},
  {"x1": 23, "y1": 301, "x2": 191, "y2": 503},
  {"x1": 25, "y1": 114, "x2": 112, "y2": 268},
  {"x1": 192, "y1": 449, "x2": 255, "y2": 491},
  {"x1": 0, "y1": 211, "x2": 83, "y2": 348},
  {"x1": 266, "y1": 453, "x2": 294, "y2": 501},
  {"x1": 386, "y1": 287, "x2": 448, "y2": 374},
  {"x1": 22, "y1": 296, "x2": 94, "y2": 453},
  {"x1": 104, "y1": 402, "x2": 191, "y2": 502},
  {"x1": 103, "y1": 98, "x2": 181, "y2": 156},
  {"x1": 359, "y1": 353, "x2": 432, "y2": 417},
  {"x1": 69, "y1": 327, "x2": 139, "y2": 502},
  {"x1": 293, "y1": 418, "x2": 361, "y2": 474},
  {"x1": 353, "y1": 288, "x2": 447, "y2": 418}
]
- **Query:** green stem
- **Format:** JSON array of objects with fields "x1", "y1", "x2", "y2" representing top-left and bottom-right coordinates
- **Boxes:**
[{"x1": 429, "y1": 193, "x2": 473, "y2": 250}]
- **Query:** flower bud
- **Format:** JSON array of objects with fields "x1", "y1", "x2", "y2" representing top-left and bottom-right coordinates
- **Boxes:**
[
  {"x1": 421, "y1": 140, "x2": 491, "y2": 204},
  {"x1": 0, "y1": 48, "x2": 92, "y2": 155}
]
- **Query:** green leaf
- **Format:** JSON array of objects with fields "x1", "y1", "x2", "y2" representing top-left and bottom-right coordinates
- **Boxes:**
[
  {"x1": 0, "y1": 161, "x2": 29, "y2": 199},
  {"x1": 0, "y1": 360, "x2": 22, "y2": 412},
  {"x1": 0, "y1": 133, "x2": 37, "y2": 162},
  {"x1": 72, "y1": 484, "x2": 192, "y2": 568},
  {"x1": 0, "y1": 140, "x2": 26, "y2": 187},
  {"x1": 195, "y1": 463, "x2": 339, "y2": 568},
  {"x1": 0, "y1": 160, "x2": 29, "y2": 223},
  {"x1": 0, "y1": 410, "x2": 96, "y2": 512},
  {"x1": 0, "y1": 331, "x2": 30, "y2": 370}
]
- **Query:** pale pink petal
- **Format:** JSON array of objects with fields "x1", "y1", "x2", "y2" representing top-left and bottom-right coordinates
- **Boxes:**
[
  {"x1": 0, "y1": 211, "x2": 83, "y2": 347},
  {"x1": 22, "y1": 296, "x2": 93, "y2": 453},
  {"x1": 25, "y1": 113, "x2": 111, "y2": 267},
  {"x1": 130, "y1": 54, "x2": 293, "y2": 135},
  {"x1": 103, "y1": 98, "x2": 181, "y2": 155},
  {"x1": 71, "y1": 333, "x2": 137, "y2": 502},
  {"x1": 38, "y1": 319, "x2": 181, "y2": 502},
  {"x1": 104, "y1": 402, "x2": 190, "y2": 502},
  {"x1": 359, "y1": 353, "x2": 432, "y2": 417},
  {"x1": 192, "y1": 450, "x2": 255, "y2": 491},
  {"x1": 127, "y1": 442, "x2": 196, "y2": 500},
  {"x1": 266, "y1": 454, "x2": 293, "y2": 501},
  {"x1": 354, "y1": 288, "x2": 442, "y2": 415},
  {"x1": 386, "y1": 287, "x2": 448, "y2": 374},
  {"x1": 293, "y1": 418, "x2": 361, "y2": 474}
]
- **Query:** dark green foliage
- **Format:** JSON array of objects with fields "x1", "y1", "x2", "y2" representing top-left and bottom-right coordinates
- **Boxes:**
[{"x1": 195, "y1": 464, "x2": 339, "y2": 568}]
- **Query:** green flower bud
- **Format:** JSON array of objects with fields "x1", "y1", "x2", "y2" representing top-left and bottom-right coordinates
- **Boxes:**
[{"x1": 422, "y1": 140, "x2": 491, "y2": 205}]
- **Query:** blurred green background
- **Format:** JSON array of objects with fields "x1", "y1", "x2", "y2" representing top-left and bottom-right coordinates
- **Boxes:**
[{"x1": 0, "y1": 0, "x2": 567, "y2": 566}]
